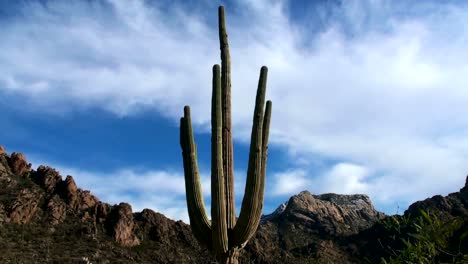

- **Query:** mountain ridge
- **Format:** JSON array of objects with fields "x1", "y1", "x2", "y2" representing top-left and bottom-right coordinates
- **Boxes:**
[{"x1": 0, "y1": 146, "x2": 466, "y2": 263}]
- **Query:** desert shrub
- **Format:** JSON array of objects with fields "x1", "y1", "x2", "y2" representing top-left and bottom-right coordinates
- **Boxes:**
[{"x1": 380, "y1": 211, "x2": 468, "y2": 264}]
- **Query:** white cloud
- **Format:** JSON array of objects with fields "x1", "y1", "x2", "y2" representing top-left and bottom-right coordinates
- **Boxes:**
[
  {"x1": 271, "y1": 169, "x2": 309, "y2": 196},
  {"x1": 3, "y1": 0, "x2": 468, "y2": 213},
  {"x1": 271, "y1": 163, "x2": 370, "y2": 197},
  {"x1": 315, "y1": 163, "x2": 371, "y2": 194}
]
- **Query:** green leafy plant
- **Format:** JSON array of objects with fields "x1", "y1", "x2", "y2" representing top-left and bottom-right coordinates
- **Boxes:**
[{"x1": 380, "y1": 211, "x2": 468, "y2": 264}]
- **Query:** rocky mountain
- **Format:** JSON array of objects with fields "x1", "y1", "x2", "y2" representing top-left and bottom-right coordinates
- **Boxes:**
[
  {"x1": 244, "y1": 191, "x2": 385, "y2": 263},
  {"x1": 0, "y1": 147, "x2": 211, "y2": 263},
  {"x1": 0, "y1": 146, "x2": 466, "y2": 263}
]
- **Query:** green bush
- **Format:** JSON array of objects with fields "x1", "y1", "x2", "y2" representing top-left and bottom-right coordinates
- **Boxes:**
[{"x1": 380, "y1": 211, "x2": 468, "y2": 264}]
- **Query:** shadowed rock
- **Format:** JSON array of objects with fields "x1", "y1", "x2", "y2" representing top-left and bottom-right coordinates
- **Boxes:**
[
  {"x1": 406, "y1": 175, "x2": 468, "y2": 218},
  {"x1": 62, "y1": 175, "x2": 78, "y2": 205},
  {"x1": 35, "y1": 166, "x2": 62, "y2": 193}
]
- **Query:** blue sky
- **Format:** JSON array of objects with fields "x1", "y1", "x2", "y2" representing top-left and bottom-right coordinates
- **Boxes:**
[{"x1": 1, "y1": 0, "x2": 468, "y2": 222}]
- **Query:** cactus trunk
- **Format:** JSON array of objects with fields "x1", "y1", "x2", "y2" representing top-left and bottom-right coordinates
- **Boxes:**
[
  {"x1": 218, "y1": 6, "x2": 236, "y2": 231},
  {"x1": 180, "y1": 5, "x2": 272, "y2": 263}
]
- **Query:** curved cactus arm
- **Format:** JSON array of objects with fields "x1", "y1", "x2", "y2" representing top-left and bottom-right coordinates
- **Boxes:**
[
  {"x1": 257, "y1": 100, "x2": 272, "y2": 218},
  {"x1": 259, "y1": 101, "x2": 272, "y2": 199},
  {"x1": 231, "y1": 66, "x2": 269, "y2": 247},
  {"x1": 218, "y1": 6, "x2": 236, "y2": 230},
  {"x1": 211, "y1": 64, "x2": 229, "y2": 256},
  {"x1": 180, "y1": 106, "x2": 212, "y2": 249}
]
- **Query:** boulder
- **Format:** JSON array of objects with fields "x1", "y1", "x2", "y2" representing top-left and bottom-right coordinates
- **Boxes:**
[
  {"x1": 77, "y1": 189, "x2": 99, "y2": 210},
  {"x1": 9, "y1": 152, "x2": 31, "y2": 176},
  {"x1": 35, "y1": 166, "x2": 62, "y2": 193},
  {"x1": 111, "y1": 203, "x2": 140, "y2": 247}
]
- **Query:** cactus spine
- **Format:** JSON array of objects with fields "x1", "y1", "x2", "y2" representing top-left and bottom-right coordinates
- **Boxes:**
[{"x1": 180, "y1": 6, "x2": 272, "y2": 264}]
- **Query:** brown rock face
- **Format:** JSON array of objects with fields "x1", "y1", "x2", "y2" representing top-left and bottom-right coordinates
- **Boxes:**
[
  {"x1": 47, "y1": 195, "x2": 67, "y2": 225},
  {"x1": 135, "y1": 208, "x2": 195, "y2": 243},
  {"x1": 245, "y1": 191, "x2": 386, "y2": 263},
  {"x1": 9, "y1": 188, "x2": 42, "y2": 224},
  {"x1": 0, "y1": 153, "x2": 9, "y2": 176},
  {"x1": 77, "y1": 189, "x2": 99, "y2": 210},
  {"x1": 62, "y1": 175, "x2": 78, "y2": 205},
  {"x1": 282, "y1": 191, "x2": 385, "y2": 236},
  {"x1": 111, "y1": 203, "x2": 140, "y2": 247},
  {"x1": 9, "y1": 152, "x2": 31, "y2": 176},
  {"x1": 0, "y1": 145, "x2": 5, "y2": 154},
  {"x1": 0, "y1": 146, "x2": 211, "y2": 262},
  {"x1": 64, "y1": 175, "x2": 78, "y2": 193},
  {"x1": 60, "y1": 175, "x2": 98, "y2": 210},
  {"x1": 35, "y1": 166, "x2": 62, "y2": 193},
  {"x1": 94, "y1": 202, "x2": 110, "y2": 224},
  {"x1": 139, "y1": 209, "x2": 172, "y2": 241}
]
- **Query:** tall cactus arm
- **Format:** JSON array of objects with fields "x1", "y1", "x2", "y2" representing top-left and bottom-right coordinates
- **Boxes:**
[
  {"x1": 180, "y1": 107, "x2": 212, "y2": 249},
  {"x1": 231, "y1": 66, "x2": 269, "y2": 247},
  {"x1": 218, "y1": 6, "x2": 236, "y2": 229},
  {"x1": 257, "y1": 100, "x2": 272, "y2": 221},
  {"x1": 211, "y1": 64, "x2": 229, "y2": 256}
]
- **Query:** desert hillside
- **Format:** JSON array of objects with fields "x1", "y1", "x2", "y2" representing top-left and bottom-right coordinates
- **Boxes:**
[{"x1": 0, "y1": 147, "x2": 466, "y2": 263}]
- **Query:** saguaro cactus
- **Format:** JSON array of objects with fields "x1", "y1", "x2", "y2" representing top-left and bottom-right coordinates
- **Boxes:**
[{"x1": 180, "y1": 6, "x2": 272, "y2": 264}]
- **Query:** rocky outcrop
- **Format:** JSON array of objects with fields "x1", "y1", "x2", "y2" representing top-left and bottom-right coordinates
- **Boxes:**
[
  {"x1": 8, "y1": 188, "x2": 42, "y2": 224},
  {"x1": 58, "y1": 175, "x2": 99, "y2": 211},
  {"x1": 405, "y1": 175, "x2": 468, "y2": 218},
  {"x1": 8, "y1": 152, "x2": 31, "y2": 176},
  {"x1": 77, "y1": 189, "x2": 99, "y2": 210},
  {"x1": 261, "y1": 201, "x2": 287, "y2": 222},
  {"x1": 0, "y1": 147, "x2": 211, "y2": 263},
  {"x1": 110, "y1": 203, "x2": 140, "y2": 247},
  {"x1": 61, "y1": 175, "x2": 78, "y2": 205},
  {"x1": 46, "y1": 195, "x2": 67, "y2": 225},
  {"x1": 134, "y1": 208, "x2": 195, "y2": 244},
  {"x1": 0, "y1": 153, "x2": 11, "y2": 178},
  {"x1": 244, "y1": 191, "x2": 386, "y2": 263},
  {"x1": 94, "y1": 201, "x2": 110, "y2": 224},
  {"x1": 267, "y1": 191, "x2": 385, "y2": 236},
  {"x1": 34, "y1": 166, "x2": 63, "y2": 193}
]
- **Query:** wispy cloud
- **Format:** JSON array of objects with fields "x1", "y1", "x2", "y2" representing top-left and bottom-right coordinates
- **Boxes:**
[
  {"x1": 2, "y1": 0, "x2": 468, "y2": 213},
  {"x1": 271, "y1": 163, "x2": 370, "y2": 196},
  {"x1": 271, "y1": 169, "x2": 309, "y2": 196}
]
